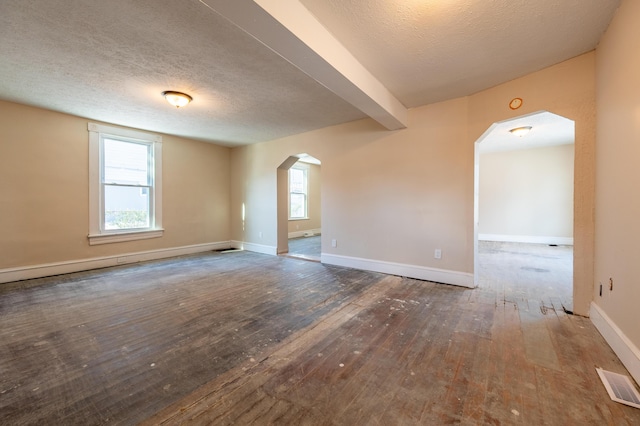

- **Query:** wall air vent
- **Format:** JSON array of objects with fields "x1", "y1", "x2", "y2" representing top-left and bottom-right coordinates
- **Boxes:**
[{"x1": 596, "y1": 368, "x2": 640, "y2": 409}]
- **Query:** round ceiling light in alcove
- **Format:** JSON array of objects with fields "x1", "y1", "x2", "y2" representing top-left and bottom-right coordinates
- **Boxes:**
[
  {"x1": 509, "y1": 126, "x2": 532, "y2": 137},
  {"x1": 162, "y1": 91, "x2": 193, "y2": 108}
]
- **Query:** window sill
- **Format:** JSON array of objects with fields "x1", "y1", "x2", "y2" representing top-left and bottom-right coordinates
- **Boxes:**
[
  {"x1": 88, "y1": 229, "x2": 164, "y2": 246},
  {"x1": 288, "y1": 217, "x2": 309, "y2": 221}
]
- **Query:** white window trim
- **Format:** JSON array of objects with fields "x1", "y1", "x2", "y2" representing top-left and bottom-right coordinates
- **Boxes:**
[
  {"x1": 88, "y1": 123, "x2": 163, "y2": 245},
  {"x1": 289, "y1": 163, "x2": 309, "y2": 220}
]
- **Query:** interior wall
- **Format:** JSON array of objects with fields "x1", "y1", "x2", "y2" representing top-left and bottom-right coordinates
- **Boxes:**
[
  {"x1": 594, "y1": 0, "x2": 640, "y2": 355},
  {"x1": 231, "y1": 97, "x2": 473, "y2": 276},
  {"x1": 0, "y1": 100, "x2": 231, "y2": 270},
  {"x1": 230, "y1": 52, "x2": 595, "y2": 313},
  {"x1": 479, "y1": 144, "x2": 574, "y2": 242},
  {"x1": 469, "y1": 52, "x2": 596, "y2": 316},
  {"x1": 288, "y1": 162, "x2": 322, "y2": 235}
]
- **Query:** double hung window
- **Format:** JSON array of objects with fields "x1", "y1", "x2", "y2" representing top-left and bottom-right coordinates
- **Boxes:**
[
  {"x1": 289, "y1": 165, "x2": 308, "y2": 219},
  {"x1": 88, "y1": 123, "x2": 163, "y2": 245}
]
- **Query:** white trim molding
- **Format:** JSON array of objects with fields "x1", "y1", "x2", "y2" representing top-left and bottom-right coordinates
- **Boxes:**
[
  {"x1": 321, "y1": 253, "x2": 474, "y2": 288},
  {"x1": 288, "y1": 228, "x2": 322, "y2": 239},
  {"x1": 88, "y1": 122, "x2": 163, "y2": 245},
  {"x1": 88, "y1": 229, "x2": 164, "y2": 245},
  {"x1": 590, "y1": 302, "x2": 640, "y2": 386},
  {"x1": 479, "y1": 234, "x2": 574, "y2": 246},
  {"x1": 231, "y1": 240, "x2": 277, "y2": 256},
  {"x1": 0, "y1": 241, "x2": 232, "y2": 284}
]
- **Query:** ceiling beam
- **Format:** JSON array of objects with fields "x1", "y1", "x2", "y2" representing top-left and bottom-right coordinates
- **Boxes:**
[{"x1": 199, "y1": 0, "x2": 408, "y2": 130}]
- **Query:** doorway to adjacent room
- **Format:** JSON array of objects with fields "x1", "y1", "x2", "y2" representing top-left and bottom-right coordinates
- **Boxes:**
[
  {"x1": 277, "y1": 154, "x2": 322, "y2": 262},
  {"x1": 474, "y1": 111, "x2": 575, "y2": 312}
]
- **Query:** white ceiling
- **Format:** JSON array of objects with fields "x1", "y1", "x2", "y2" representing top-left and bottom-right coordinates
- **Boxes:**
[
  {"x1": 0, "y1": 0, "x2": 620, "y2": 146},
  {"x1": 478, "y1": 111, "x2": 574, "y2": 154}
]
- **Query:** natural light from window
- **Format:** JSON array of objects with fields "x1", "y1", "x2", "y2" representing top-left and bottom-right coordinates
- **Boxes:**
[
  {"x1": 88, "y1": 122, "x2": 163, "y2": 245},
  {"x1": 289, "y1": 166, "x2": 307, "y2": 219},
  {"x1": 103, "y1": 139, "x2": 152, "y2": 230}
]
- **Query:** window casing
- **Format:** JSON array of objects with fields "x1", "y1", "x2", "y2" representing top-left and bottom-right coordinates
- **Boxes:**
[
  {"x1": 289, "y1": 165, "x2": 308, "y2": 219},
  {"x1": 88, "y1": 123, "x2": 163, "y2": 245}
]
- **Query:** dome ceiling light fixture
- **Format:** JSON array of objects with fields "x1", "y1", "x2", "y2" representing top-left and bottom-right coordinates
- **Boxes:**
[
  {"x1": 161, "y1": 90, "x2": 193, "y2": 108},
  {"x1": 509, "y1": 126, "x2": 532, "y2": 137}
]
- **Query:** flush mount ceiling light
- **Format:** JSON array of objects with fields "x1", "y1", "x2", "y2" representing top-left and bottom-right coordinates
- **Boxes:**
[
  {"x1": 161, "y1": 91, "x2": 192, "y2": 108},
  {"x1": 509, "y1": 126, "x2": 532, "y2": 137}
]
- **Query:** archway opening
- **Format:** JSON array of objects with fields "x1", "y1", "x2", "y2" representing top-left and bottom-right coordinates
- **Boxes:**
[
  {"x1": 276, "y1": 153, "x2": 322, "y2": 261},
  {"x1": 474, "y1": 111, "x2": 575, "y2": 312}
]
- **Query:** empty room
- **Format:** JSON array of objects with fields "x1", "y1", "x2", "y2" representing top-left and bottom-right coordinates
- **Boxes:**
[{"x1": 1, "y1": 0, "x2": 640, "y2": 424}]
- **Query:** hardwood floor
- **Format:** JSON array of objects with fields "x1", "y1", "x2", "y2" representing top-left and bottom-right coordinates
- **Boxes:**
[
  {"x1": 0, "y1": 252, "x2": 382, "y2": 425},
  {"x1": 1, "y1": 249, "x2": 639, "y2": 425},
  {"x1": 477, "y1": 241, "x2": 573, "y2": 313},
  {"x1": 287, "y1": 236, "x2": 321, "y2": 262}
]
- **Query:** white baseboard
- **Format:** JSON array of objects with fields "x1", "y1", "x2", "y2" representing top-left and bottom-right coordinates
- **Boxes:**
[
  {"x1": 288, "y1": 228, "x2": 321, "y2": 239},
  {"x1": 231, "y1": 240, "x2": 277, "y2": 256},
  {"x1": 321, "y1": 253, "x2": 474, "y2": 288},
  {"x1": 0, "y1": 241, "x2": 232, "y2": 284},
  {"x1": 590, "y1": 302, "x2": 640, "y2": 386},
  {"x1": 479, "y1": 234, "x2": 574, "y2": 246}
]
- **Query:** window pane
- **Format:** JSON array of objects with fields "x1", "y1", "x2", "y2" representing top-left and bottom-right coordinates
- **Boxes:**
[
  {"x1": 290, "y1": 193, "x2": 306, "y2": 218},
  {"x1": 104, "y1": 138, "x2": 149, "y2": 185},
  {"x1": 104, "y1": 185, "x2": 149, "y2": 230},
  {"x1": 289, "y1": 168, "x2": 305, "y2": 193}
]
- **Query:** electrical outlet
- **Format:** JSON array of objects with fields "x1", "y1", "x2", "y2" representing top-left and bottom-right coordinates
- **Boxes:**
[
  {"x1": 259, "y1": 231, "x2": 263, "y2": 239},
  {"x1": 434, "y1": 249, "x2": 442, "y2": 259},
  {"x1": 331, "y1": 239, "x2": 337, "y2": 248}
]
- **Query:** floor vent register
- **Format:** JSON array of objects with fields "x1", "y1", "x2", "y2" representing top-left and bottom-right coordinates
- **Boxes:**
[{"x1": 596, "y1": 368, "x2": 640, "y2": 409}]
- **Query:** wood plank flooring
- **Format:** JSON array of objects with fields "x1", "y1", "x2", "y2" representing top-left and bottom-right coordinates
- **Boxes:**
[
  {"x1": 477, "y1": 241, "x2": 573, "y2": 313},
  {"x1": 286, "y1": 236, "x2": 321, "y2": 262},
  {"x1": 0, "y1": 252, "x2": 383, "y2": 425},
  {"x1": 1, "y1": 248, "x2": 639, "y2": 425}
]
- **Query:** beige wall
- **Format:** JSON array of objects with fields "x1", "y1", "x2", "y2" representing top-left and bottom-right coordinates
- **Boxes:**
[
  {"x1": 594, "y1": 0, "x2": 640, "y2": 350},
  {"x1": 0, "y1": 51, "x2": 598, "y2": 317},
  {"x1": 0, "y1": 100, "x2": 230, "y2": 269},
  {"x1": 231, "y1": 52, "x2": 595, "y2": 314},
  {"x1": 231, "y1": 97, "x2": 472, "y2": 273},
  {"x1": 469, "y1": 52, "x2": 595, "y2": 315},
  {"x1": 479, "y1": 144, "x2": 574, "y2": 241},
  {"x1": 287, "y1": 162, "x2": 321, "y2": 235}
]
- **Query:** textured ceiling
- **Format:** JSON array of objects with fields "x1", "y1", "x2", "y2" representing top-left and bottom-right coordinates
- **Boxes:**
[
  {"x1": 0, "y1": 0, "x2": 621, "y2": 146},
  {"x1": 0, "y1": 0, "x2": 366, "y2": 146},
  {"x1": 301, "y1": 0, "x2": 621, "y2": 107}
]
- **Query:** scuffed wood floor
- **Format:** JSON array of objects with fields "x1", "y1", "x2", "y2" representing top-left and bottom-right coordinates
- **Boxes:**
[{"x1": 1, "y1": 250, "x2": 639, "y2": 425}]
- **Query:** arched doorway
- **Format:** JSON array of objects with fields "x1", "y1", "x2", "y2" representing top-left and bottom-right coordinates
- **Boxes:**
[
  {"x1": 474, "y1": 111, "x2": 575, "y2": 311},
  {"x1": 276, "y1": 153, "x2": 322, "y2": 261}
]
